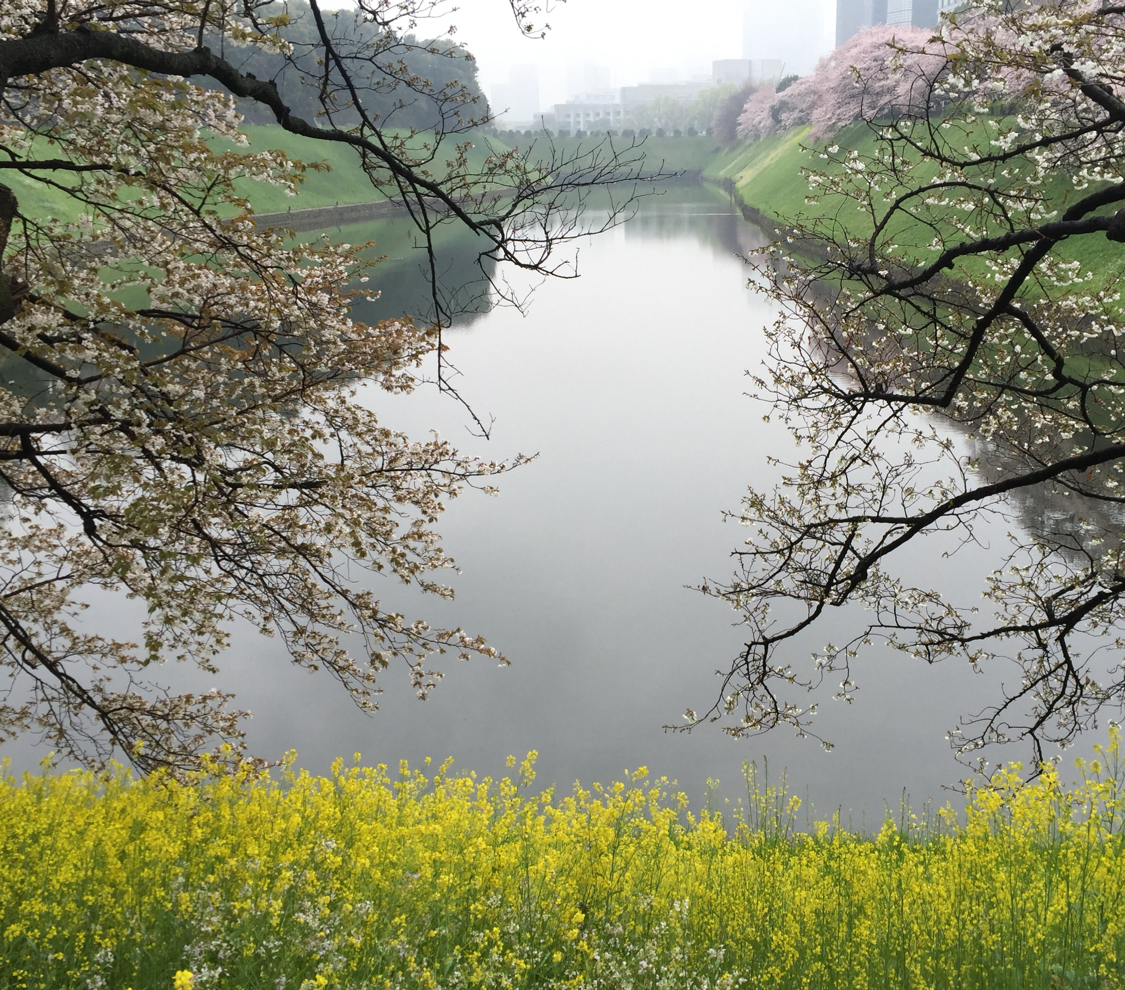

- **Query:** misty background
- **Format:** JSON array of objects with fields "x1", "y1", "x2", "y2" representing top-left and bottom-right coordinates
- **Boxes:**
[{"x1": 316, "y1": 0, "x2": 836, "y2": 126}]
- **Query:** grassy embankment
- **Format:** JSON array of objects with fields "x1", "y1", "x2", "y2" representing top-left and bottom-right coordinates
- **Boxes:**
[
  {"x1": 4, "y1": 127, "x2": 719, "y2": 289},
  {"x1": 492, "y1": 133, "x2": 720, "y2": 177},
  {"x1": 703, "y1": 125, "x2": 818, "y2": 219},
  {"x1": 4, "y1": 735, "x2": 1125, "y2": 990},
  {"x1": 702, "y1": 120, "x2": 1125, "y2": 286},
  {"x1": 11, "y1": 118, "x2": 1111, "y2": 269},
  {"x1": 705, "y1": 120, "x2": 1125, "y2": 393},
  {"x1": 4, "y1": 127, "x2": 501, "y2": 221},
  {"x1": 228, "y1": 129, "x2": 722, "y2": 213},
  {"x1": 4, "y1": 128, "x2": 721, "y2": 223}
]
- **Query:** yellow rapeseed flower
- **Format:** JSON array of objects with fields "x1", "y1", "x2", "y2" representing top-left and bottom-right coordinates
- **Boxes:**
[{"x1": 4, "y1": 736, "x2": 1125, "y2": 988}]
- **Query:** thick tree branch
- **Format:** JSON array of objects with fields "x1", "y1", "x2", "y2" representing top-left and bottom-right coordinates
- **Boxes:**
[{"x1": 0, "y1": 27, "x2": 505, "y2": 245}]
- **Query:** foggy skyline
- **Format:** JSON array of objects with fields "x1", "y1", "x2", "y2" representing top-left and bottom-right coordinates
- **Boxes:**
[
  {"x1": 468, "y1": 0, "x2": 834, "y2": 108},
  {"x1": 330, "y1": 0, "x2": 836, "y2": 114}
]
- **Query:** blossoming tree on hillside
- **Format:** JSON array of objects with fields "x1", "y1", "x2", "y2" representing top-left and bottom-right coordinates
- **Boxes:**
[
  {"x1": 698, "y1": 0, "x2": 1125, "y2": 769},
  {"x1": 737, "y1": 26, "x2": 936, "y2": 141},
  {"x1": 0, "y1": 0, "x2": 649, "y2": 771}
]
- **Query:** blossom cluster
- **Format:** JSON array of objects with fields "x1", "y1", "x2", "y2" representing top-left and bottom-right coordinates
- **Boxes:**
[{"x1": 737, "y1": 26, "x2": 938, "y2": 141}]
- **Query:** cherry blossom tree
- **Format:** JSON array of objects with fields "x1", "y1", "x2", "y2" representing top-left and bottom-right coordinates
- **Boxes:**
[
  {"x1": 0, "y1": 0, "x2": 650, "y2": 772},
  {"x1": 737, "y1": 26, "x2": 937, "y2": 141},
  {"x1": 697, "y1": 0, "x2": 1125, "y2": 770}
]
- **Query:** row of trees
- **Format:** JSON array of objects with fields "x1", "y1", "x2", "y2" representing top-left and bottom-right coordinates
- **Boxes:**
[
  {"x1": 630, "y1": 85, "x2": 739, "y2": 135},
  {"x1": 492, "y1": 128, "x2": 707, "y2": 140},
  {"x1": 210, "y1": 0, "x2": 486, "y2": 131}
]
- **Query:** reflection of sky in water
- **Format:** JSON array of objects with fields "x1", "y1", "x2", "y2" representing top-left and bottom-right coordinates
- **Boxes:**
[
  {"x1": 336, "y1": 221, "x2": 498, "y2": 330},
  {"x1": 2, "y1": 188, "x2": 1103, "y2": 819}
]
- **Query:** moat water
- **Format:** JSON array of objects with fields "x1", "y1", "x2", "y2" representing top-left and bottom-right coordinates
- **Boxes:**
[{"x1": 4, "y1": 187, "x2": 1086, "y2": 818}]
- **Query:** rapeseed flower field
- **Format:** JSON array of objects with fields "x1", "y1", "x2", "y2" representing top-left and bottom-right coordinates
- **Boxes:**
[{"x1": 4, "y1": 735, "x2": 1125, "y2": 990}]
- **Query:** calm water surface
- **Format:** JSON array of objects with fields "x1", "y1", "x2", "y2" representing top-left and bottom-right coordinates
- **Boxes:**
[{"x1": 2, "y1": 188, "x2": 1066, "y2": 817}]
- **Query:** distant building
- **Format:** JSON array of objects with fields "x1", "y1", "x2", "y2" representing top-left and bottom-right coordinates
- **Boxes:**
[
  {"x1": 885, "y1": 0, "x2": 912, "y2": 24},
  {"x1": 571, "y1": 89, "x2": 620, "y2": 105},
  {"x1": 491, "y1": 64, "x2": 540, "y2": 126},
  {"x1": 619, "y1": 80, "x2": 711, "y2": 110},
  {"x1": 552, "y1": 102, "x2": 627, "y2": 133},
  {"x1": 836, "y1": 0, "x2": 888, "y2": 45},
  {"x1": 553, "y1": 79, "x2": 716, "y2": 134},
  {"x1": 567, "y1": 62, "x2": 612, "y2": 101},
  {"x1": 837, "y1": 0, "x2": 935, "y2": 44},
  {"x1": 887, "y1": 0, "x2": 937, "y2": 26},
  {"x1": 912, "y1": 0, "x2": 939, "y2": 25},
  {"x1": 713, "y1": 59, "x2": 753, "y2": 85},
  {"x1": 743, "y1": 0, "x2": 832, "y2": 77},
  {"x1": 748, "y1": 59, "x2": 786, "y2": 84}
]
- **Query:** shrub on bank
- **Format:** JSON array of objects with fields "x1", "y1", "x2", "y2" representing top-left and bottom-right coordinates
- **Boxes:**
[{"x1": 4, "y1": 736, "x2": 1125, "y2": 990}]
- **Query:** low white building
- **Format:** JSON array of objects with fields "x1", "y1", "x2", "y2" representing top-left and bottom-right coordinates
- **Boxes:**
[
  {"x1": 620, "y1": 81, "x2": 711, "y2": 109},
  {"x1": 552, "y1": 102, "x2": 627, "y2": 132}
]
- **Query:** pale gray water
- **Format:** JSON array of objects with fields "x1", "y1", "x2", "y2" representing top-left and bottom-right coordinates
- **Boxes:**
[{"x1": 2, "y1": 188, "x2": 1085, "y2": 818}]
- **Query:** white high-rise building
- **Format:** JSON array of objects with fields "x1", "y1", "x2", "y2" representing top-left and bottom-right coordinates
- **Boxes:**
[{"x1": 886, "y1": 0, "x2": 913, "y2": 24}]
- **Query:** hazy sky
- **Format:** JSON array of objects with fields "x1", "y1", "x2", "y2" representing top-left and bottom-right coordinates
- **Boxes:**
[{"x1": 398, "y1": 0, "x2": 836, "y2": 109}]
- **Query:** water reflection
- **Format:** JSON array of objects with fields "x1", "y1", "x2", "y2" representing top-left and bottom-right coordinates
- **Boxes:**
[
  {"x1": 623, "y1": 190, "x2": 763, "y2": 258},
  {"x1": 1, "y1": 187, "x2": 1075, "y2": 818},
  {"x1": 334, "y1": 220, "x2": 498, "y2": 328}
]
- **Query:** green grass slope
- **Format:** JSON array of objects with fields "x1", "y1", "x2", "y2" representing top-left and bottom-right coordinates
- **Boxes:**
[
  {"x1": 235, "y1": 130, "x2": 723, "y2": 211},
  {"x1": 706, "y1": 123, "x2": 919, "y2": 235},
  {"x1": 6, "y1": 126, "x2": 504, "y2": 221},
  {"x1": 229, "y1": 126, "x2": 516, "y2": 212},
  {"x1": 710, "y1": 120, "x2": 1125, "y2": 289},
  {"x1": 6, "y1": 128, "x2": 720, "y2": 225},
  {"x1": 705, "y1": 126, "x2": 815, "y2": 215},
  {"x1": 228, "y1": 125, "x2": 389, "y2": 211},
  {"x1": 488, "y1": 133, "x2": 720, "y2": 174}
]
